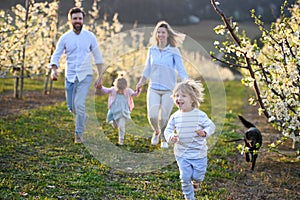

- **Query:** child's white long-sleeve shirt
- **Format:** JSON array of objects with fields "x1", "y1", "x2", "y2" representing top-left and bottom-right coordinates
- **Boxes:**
[{"x1": 164, "y1": 108, "x2": 216, "y2": 159}]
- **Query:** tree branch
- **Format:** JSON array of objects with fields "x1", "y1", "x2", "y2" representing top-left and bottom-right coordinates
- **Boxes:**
[
  {"x1": 210, "y1": 0, "x2": 270, "y2": 118},
  {"x1": 211, "y1": 54, "x2": 247, "y2": 69}
]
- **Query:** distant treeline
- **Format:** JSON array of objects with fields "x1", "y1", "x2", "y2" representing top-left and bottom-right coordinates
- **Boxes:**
[{"x1": 1, "y1": 0, "x2": 296, "y2": 25}]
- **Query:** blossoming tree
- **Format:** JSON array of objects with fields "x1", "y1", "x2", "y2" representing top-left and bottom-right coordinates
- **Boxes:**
[{"x1": 210, "y1": 0, "x2": 299, "y2": 157}]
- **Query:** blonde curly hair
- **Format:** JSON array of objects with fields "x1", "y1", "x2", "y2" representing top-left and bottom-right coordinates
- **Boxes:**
[{"x1": 172, "y1": 79, "x2": 205, "y2": 108}]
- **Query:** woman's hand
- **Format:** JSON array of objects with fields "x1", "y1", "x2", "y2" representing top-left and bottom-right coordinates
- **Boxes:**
[
  {"x1": 136, "y1": 76, "x2": 147, "y2": 91},
  {"x1": 136, "y1": 82, "x2": 143, "y2": 91}
]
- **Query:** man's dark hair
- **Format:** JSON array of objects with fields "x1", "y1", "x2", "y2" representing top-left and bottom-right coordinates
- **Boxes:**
[{"x1": 68, "y1": 7, "x2": 85, "y2": 20}]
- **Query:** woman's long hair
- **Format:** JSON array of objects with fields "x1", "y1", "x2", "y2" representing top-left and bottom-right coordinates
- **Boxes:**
[{"x1": 149, "y1": 21, "x2": 185, "y2": 47}]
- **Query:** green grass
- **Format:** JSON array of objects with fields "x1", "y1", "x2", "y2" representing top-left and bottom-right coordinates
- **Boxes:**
[
  {"x1": 0, "y1": 76, "x2": 65, "y2": 93},
  {"x1": 0, "y1": 80, "x2": 247, "y2": 199}
]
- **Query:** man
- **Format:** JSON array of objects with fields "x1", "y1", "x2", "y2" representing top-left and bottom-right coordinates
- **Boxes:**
[{"x1": 49, "y1": 7, "x2": 104, "y2": 143}]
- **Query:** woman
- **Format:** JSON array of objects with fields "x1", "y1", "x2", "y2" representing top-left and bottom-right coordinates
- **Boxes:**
[{"x1": 136, "y1": 21, "x2": 188, "y2": 148}]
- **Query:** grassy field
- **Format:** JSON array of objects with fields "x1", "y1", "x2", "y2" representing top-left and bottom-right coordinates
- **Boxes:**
[
  {"x1": 0, "y1": 19, "x2": 260, "y2": 199},
  {"x1": 0, "y1": 76, "x2": 65, "y2": 94},
  {"x1": 0, "y1": 80, "x2": 247, "y2": 199}
]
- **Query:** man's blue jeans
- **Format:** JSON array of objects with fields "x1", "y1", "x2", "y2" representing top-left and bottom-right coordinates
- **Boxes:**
[{"x1": 65, "y1": 75, "x2": 92, "y2": 137}]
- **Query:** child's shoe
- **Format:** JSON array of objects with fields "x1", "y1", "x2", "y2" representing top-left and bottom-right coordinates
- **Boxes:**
[
  {"x1": 192, "y1": 180, "x2": 202, "y2": 191},
  {"x1": 109, "y1": 120, "x2": 117, "y2": 128},
  {"x1": 161, "y1": 141, "x2": 169, "y2": 149},
  {"x1": 118, "y1": 138, "x2": 124, "y2": 145},
  {"x1": 151, "y1": 132, "x2": 160, "y2": 145}
]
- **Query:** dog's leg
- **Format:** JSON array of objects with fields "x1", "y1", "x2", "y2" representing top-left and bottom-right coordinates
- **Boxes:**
[
  {"x1": 251, "y1": 153, "x2": 258, "y2": 170},
  {"x1": 244, "y1": 141, "x2": 251, "y2": 162},
  {"x1": 245, "y1": 152, "x2": 250, "y2": 162}
]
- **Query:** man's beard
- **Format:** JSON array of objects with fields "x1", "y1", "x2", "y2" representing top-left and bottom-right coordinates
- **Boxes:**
[{"x1": 73, "y1": 23, "x2": 83, "y2": 32}]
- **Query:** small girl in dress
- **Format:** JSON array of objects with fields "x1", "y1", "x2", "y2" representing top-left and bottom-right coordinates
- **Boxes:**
[
  {"x1": 164, "y1": 79, "x2": 215, "y2": 200},
  {"x1": 100, "y1": 75, "x2": 141, "y2": 145}
]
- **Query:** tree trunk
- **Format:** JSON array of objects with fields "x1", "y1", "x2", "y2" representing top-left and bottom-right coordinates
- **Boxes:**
[
  {"x1": 44, "y1": 69, "x2": 53, "y2": 95},
  {"x1": 19, "y1": 0, "x2": 30, "y2": 99},
  {"x1": 14, "y1": 76, "x2": 19, "y2": 98},
  {"x1": 44, "y1": 0, "x2": 60, "y2": 95}
]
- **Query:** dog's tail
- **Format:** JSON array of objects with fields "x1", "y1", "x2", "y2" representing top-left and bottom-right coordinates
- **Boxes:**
[
  {"x1": 238, "y1": 115, "x2": 256, "y2": 128},
  {"x1": 223, "y1": 138, "x2": 243, "y2": 143}
]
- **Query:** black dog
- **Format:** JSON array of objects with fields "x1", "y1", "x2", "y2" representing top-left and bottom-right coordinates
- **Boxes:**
[{"x1": 238, "y1": 115, "x2": 263, "y2": 171}]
